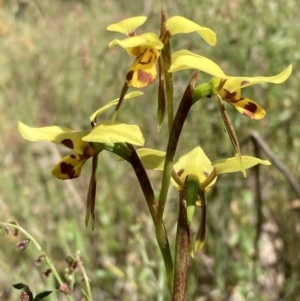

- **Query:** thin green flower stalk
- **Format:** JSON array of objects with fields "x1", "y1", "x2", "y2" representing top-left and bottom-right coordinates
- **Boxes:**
[
  {"x1": 156, "y1": 73, "x2": 199, "y2": 280},
  {"x1": 72, "y1": 252, "x2": 93, "y2": 301},
  {"x1": 126, "y1": 144, "x2": 173, "y2": 291},
  {"x1": 0, "y1": 221, "x2": 74, "y2": 301}
]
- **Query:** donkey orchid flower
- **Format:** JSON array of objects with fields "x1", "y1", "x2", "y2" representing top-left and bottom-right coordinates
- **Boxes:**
[
  {"x1": 18, "y1": 121, "x2": 145, "y2": 180},
  {"x1": 170, "y1": 50, "x2": 292, "y2": 119},
  {"x1": 107, "y1": 16, "x2": 216, "y2": 88}
]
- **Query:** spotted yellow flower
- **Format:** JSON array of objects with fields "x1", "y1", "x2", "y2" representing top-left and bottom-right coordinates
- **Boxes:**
[
  {"x1": 170, "y1": 50, "x2": 292, "y2": 119},
  {"x1": 18, "y1": 122, "x2": 97, "y2": 180},
  {"x1": 18, "y1": 121, "x2": 145, "y2": 180},
  {"x1": 172, "y1": 146, "x2": 271, "y2": 191},
  {"x1": 107, "y1": 15, "x2": 216, "y2": 88},
  {"x1": 135, "y1": 146, "x2": 271, "y2": 191}
]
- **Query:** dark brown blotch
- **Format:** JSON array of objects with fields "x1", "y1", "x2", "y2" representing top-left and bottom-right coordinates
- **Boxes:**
[
  {"x1": 223, "y1": 89, "x2": 238, "y2": 101},
  {"x1": 61, "y1": 139, "x2": 74, "y2": 149},
  {"x1": 60, "y1": 162, "x2": 76, "y2": 179},
  {"x1": 243, "y1": 102, "x2": 257, "y2": 118},
  {"x1": 126, "y1": 70, "x2": 134, "y2": 82}
]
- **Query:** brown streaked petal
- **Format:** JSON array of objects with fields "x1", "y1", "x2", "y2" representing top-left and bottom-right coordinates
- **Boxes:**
[
  {"x1": 126, "y1": 47, "x2": 159, "y2": 88},
  {"x1": 230, "y1": 98, "x2": 266, "y2": 120}
]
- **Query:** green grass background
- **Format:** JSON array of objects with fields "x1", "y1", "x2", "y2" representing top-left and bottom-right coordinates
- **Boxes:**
[{"x1": 0, "y1": 0, "x2": 299, "y2": 300}]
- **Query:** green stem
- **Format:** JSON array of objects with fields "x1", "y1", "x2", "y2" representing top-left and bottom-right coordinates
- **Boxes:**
[
  {"x1": 77, "y1": 254, "x2": 93, "y2": 301},
  {"x1": 85, "y1": 154, "x2": 98, "y2": 229},
  {"x1": 156, "y1": 73, "x2": 199, "y2": 255},
  {"x1": 101, "y1": 143, "x2": 130, "y2": 161},
  {"x1": 192, "y1": 82, "x2": 213, "y2": 104},
  {"x1": 0, "y1": 222, "x2": 74, "y2": 301},
  {"x1": 172, "y1": 190, "x2": 189, "y2": 301},
  {"x1": 126, "y1": 143, "x2": 174, "y2": 291},
  {"x1": 162, "y1": 46, "x2": 174, "y2": 135}
]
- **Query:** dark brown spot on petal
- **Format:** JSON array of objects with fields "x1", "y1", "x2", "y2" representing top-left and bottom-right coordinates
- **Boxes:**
[
  {"x1": 243, "y1": 102, "x2": 257, "y2": 119},
  {"x1": 60, "y1": 162, "x2": 77, "y2": 179},
  {"x1": 138, "y1": 70, "x2": 155, "y2": 85},
  {"x1": 70, "y1": 154, "x2": 76, "y2": 159},
  {"x1": 222, "y1": 89, "x2": 238, "y2": 101},
  {"x1": 61, "y1": 139, "x2": 74, "y2": 149},
  {"x1": 126, "y1": 70, "x2": 134, "y2": 82}
]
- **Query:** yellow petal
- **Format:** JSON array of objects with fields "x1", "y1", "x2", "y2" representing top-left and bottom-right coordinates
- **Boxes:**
[
  {"x1": 136, "y1": 148, "x2": 166, "y2": 170},
  {"x1": 82, "y1": 121, "x2": 145, "y2": 146},
  {"x1": 90, "y1": 91, "x2": 143, "y2": 123},
  {"x1": 170, "y1": 50, "x2": 227, "y2": 78},
  {"x1": 107, "y1": 16, "x2": 147, "y2": 35},
  {"x1": 126, "y1": 47, "x2": 159, "y2": 88},
  {"x1": 52, "y1": 155, "x2": 88, "y2": 180},
  {"x1": 213, "y1": 156, "x2": 271, "y2": 174},
  {"x1": 108, "y1": 32, "x2": 163, "y2": 49},
  {"x1": 229, "y1": 98, "x2": 266, "y2": 120},
  {"x1": 166, "y1": 16, "x2": 217, "y2": 46},
  {"x1": 224, "y1": 65, "x2": 292, "y2": 93},
  {"x1": 172, "y1": 146, "x2": 216, "y2": 191},
  {"x1": 18, "y1": 122, "x2": 91, "y2": 155}
]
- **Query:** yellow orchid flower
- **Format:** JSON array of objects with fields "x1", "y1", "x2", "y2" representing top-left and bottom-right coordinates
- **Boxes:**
[
  {"x1": 171, "y1": 146, "x2": 271, "y2": 191},
  {"x1": 107, "y1": 16, "x2": 216, "y2": 88},
  {"x1": 18, "y1": 121, "x2": 145, "y2": 180},
  {"x1": 170, "y1": 50, "x2": 292, "y2": 119},
  {"x1": 134, "y1": 146, "x2": 270, "y2": 190},
  {"x1": 18, "y1": 122, "x2": 97, "y2": 180}
]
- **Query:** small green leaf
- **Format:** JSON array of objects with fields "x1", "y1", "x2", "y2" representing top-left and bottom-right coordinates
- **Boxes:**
[
  {"x1": 34, "y1": 291, "x2": 53, "y2": 300},
  {"x1": 13, "y1": 283, "x2": 27, "y2": 290},
  {"x1": 13, "y1": 283, "x2": 34, "y2": 301}
]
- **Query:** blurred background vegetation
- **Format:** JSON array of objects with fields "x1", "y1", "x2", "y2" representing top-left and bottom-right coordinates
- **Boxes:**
[{"x1": 0, "y1": 0, "x2": 299, "y2": 300}]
